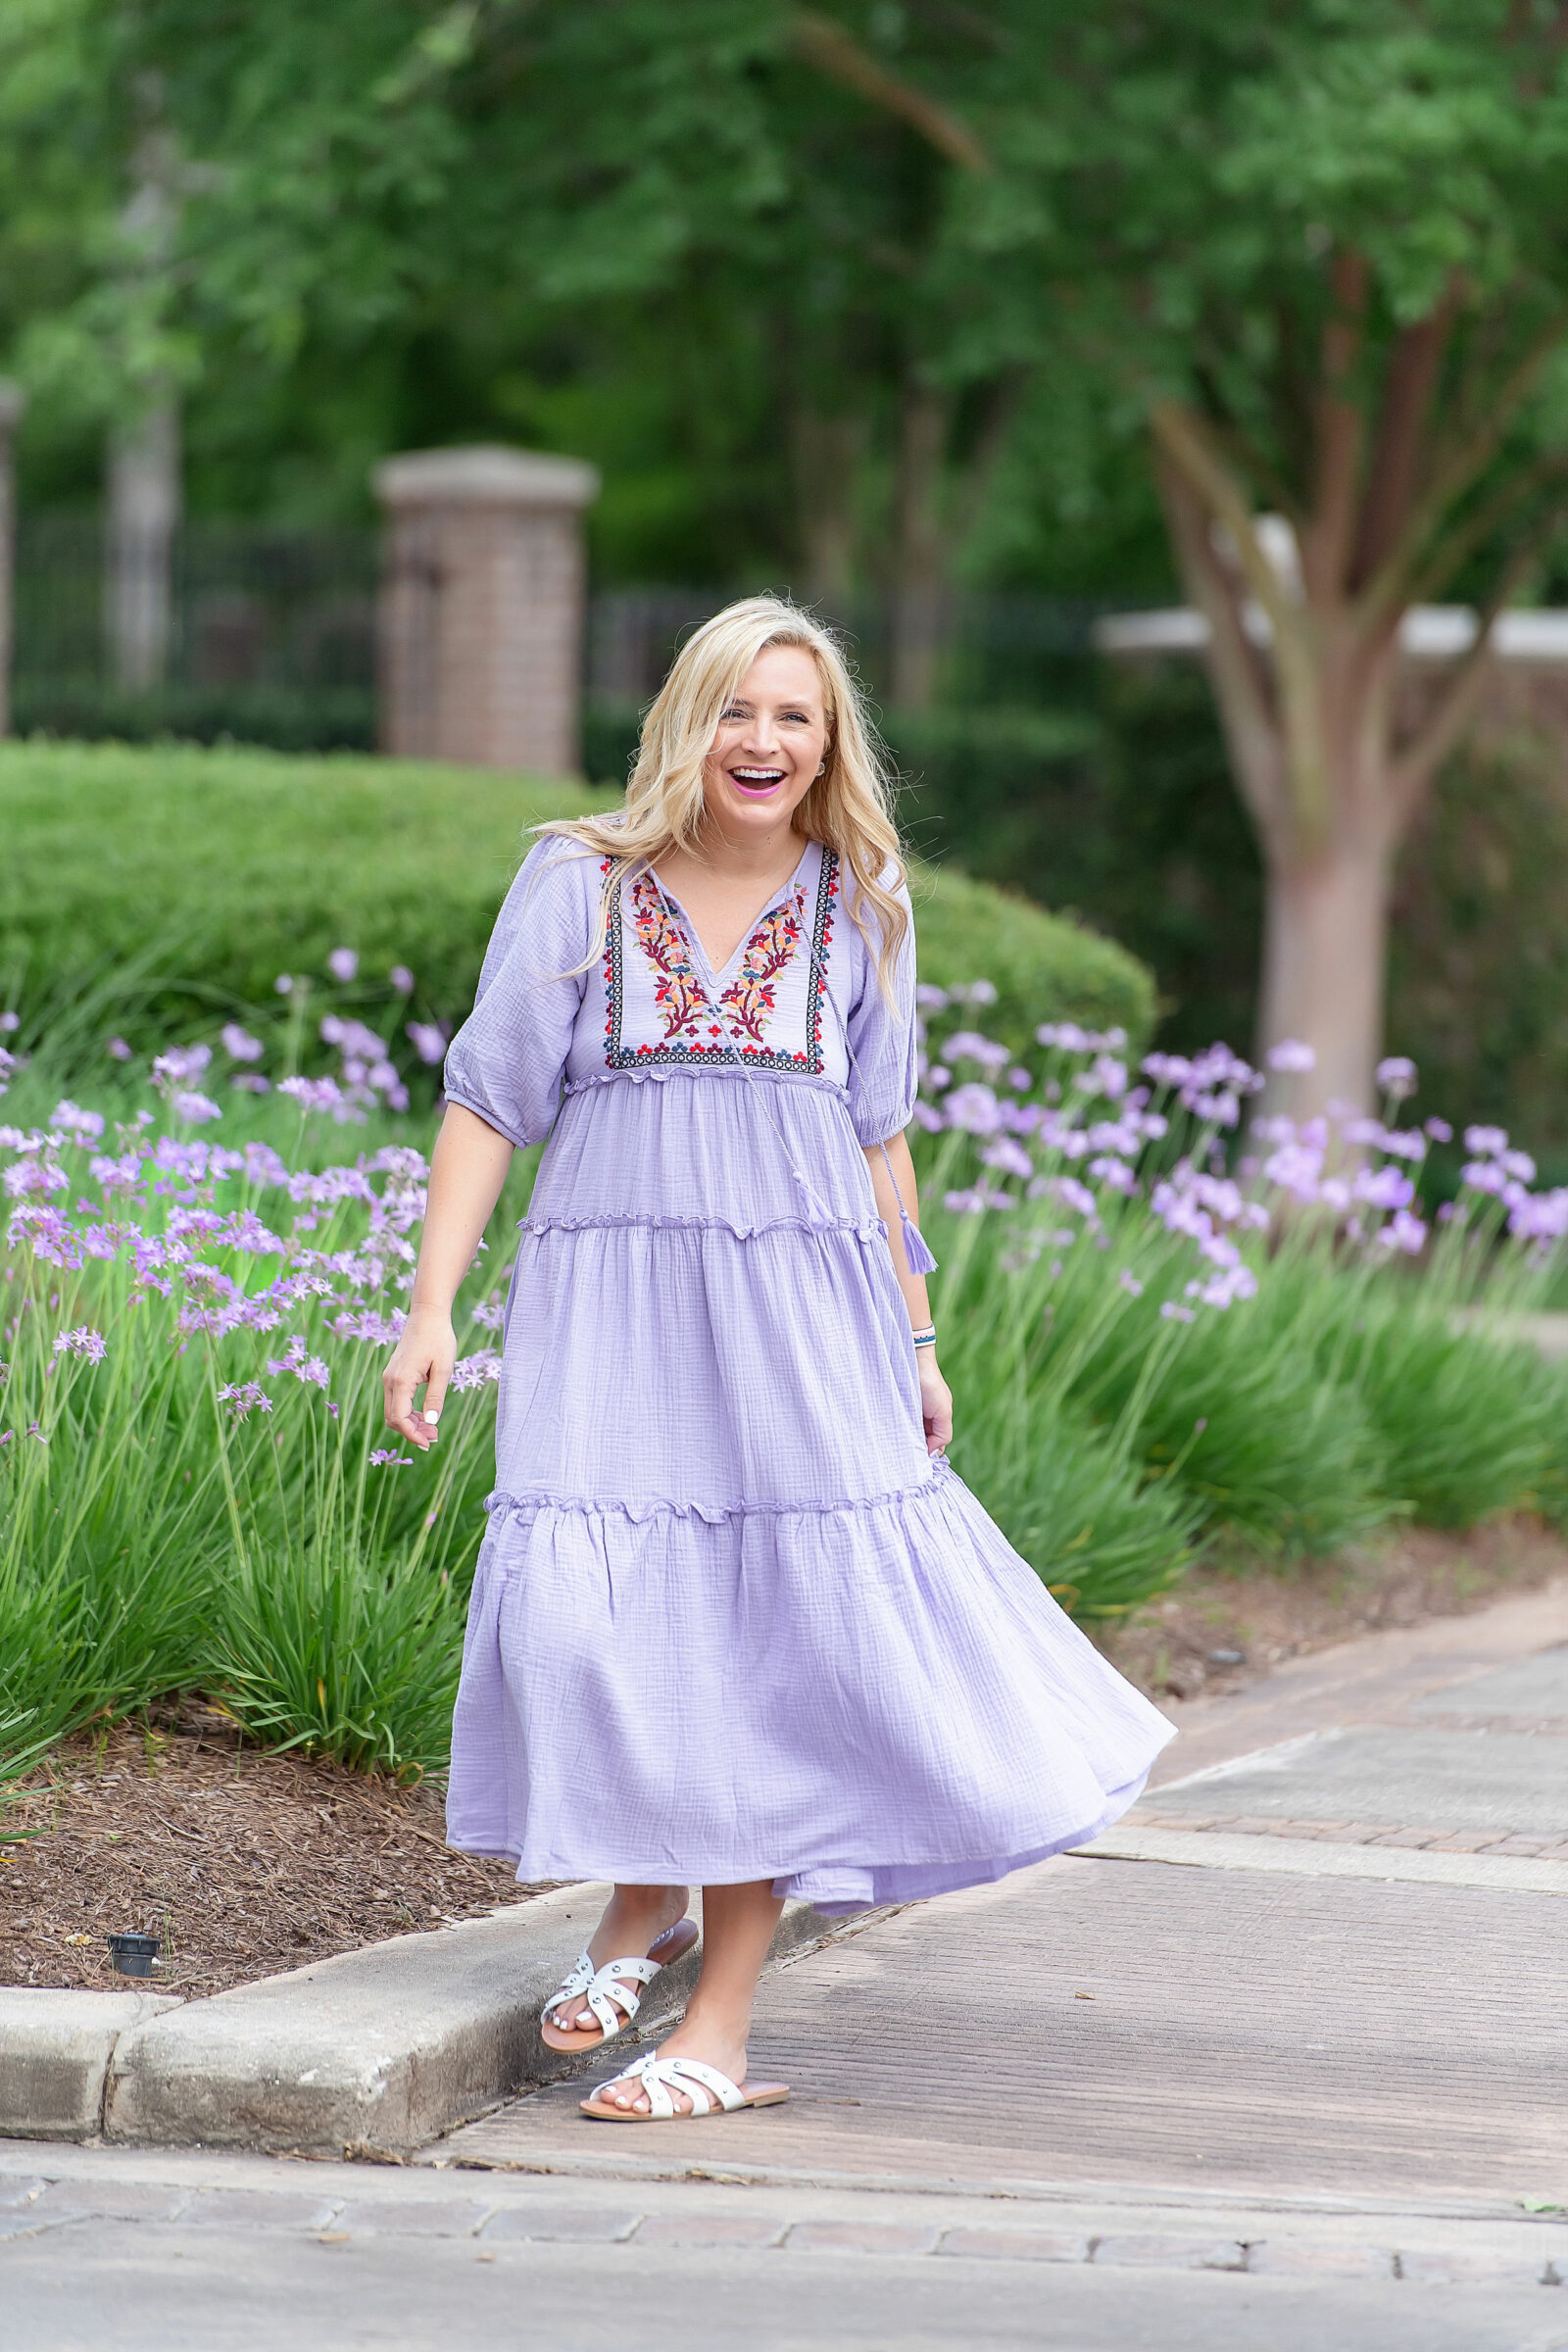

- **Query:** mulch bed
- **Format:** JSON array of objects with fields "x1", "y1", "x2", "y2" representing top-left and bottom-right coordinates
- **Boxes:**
[
  {"x1": 3, "y1": 1520, "x2": 1562, "y2": 2001},
  {"x1": 0, "y1": 1700, "x2": 546, "y2": 1999},
  {"x1": 1097, "y1": 1514, "x2": 1568, "y2": 1701}
]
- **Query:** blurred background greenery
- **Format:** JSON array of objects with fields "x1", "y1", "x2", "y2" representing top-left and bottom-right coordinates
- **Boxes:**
[{"x1": 7, "y1": 3, "x2": 1568, "y2": 1150}]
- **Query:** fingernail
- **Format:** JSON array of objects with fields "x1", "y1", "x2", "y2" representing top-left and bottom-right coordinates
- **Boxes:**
[{"x1": 422, "y1": 1409, "x2": 440, "y2": 1424}]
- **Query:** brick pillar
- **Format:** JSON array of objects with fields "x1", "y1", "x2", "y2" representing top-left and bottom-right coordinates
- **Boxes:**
[
  {"x1": 0, "y1": 380, "x2": 25, "y2": 740},
  {"x1": 373, "y1": 445, "x2": 600, "y2": 773}
]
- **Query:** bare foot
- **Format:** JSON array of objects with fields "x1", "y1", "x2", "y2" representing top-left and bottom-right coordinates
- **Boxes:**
[
  {"x1": 592, "y1": 2014, "x2": 753, "y2": 2115},
  {"x1": 545, "y1": 1885, "x2": 691, "y2": 2038}
]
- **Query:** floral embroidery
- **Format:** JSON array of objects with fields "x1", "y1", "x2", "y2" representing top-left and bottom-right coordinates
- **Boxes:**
[
  {"x1": 629, "y1": 876, "x2": 707, "y2": 1042},
  {"x1": 603, "y1": 847, "x2": 839, "y2": 1074},
  {"x1": 718, "y1": 902, "x2": 803, "y2": 1045}
]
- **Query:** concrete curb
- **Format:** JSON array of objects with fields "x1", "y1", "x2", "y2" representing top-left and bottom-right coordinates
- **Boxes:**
[
  {"x1": 0, "y1": 1989, "x2": 180, "y2": 2142},
  {"x1": 0, "y1": 1886, "x2": 876, "y2": 2158}
]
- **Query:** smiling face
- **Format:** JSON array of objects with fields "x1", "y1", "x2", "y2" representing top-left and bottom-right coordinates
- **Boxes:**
[{"x1": 701, "y1": 644, "x2": 830, "y2": 848}]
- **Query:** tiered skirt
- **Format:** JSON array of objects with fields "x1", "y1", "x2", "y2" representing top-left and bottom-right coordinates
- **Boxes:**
[{"x1": 446, "y1": 1069, "x2": 1174, "y2": 1912}]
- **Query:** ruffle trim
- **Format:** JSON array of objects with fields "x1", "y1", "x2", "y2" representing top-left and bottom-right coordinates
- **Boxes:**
[
  {"x1": 483, "y1": 1459, "x2": 952, "y2": 1528},
  {"x1": 562, "y1": 1065, "x2": 852, "y2": 1105},
  {"x1": 516, "y1": 1209, "x2": 887, "y2": 1244}
]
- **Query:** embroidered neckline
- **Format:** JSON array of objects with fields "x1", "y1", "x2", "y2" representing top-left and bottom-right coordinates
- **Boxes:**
[{"x1": 602, "y1": 846, "x2": 839, "y2": 1074}]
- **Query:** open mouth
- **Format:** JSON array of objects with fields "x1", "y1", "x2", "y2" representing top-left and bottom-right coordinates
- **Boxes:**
[{"x1": 729, "y1": 766, "x2": 788, "y2": 797}]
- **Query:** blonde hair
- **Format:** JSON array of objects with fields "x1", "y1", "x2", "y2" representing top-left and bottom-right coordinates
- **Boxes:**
[{"x1": 536, "y1": 595, "x2": 909, "y2": 994}]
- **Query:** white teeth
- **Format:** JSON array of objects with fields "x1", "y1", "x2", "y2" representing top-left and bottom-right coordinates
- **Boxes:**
[{"x1": 734, "y1": 768, "x2": 784, "y2": 783}]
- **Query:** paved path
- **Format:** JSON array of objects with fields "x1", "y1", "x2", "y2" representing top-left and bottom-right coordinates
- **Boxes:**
[{"x1": 4, "y1": 1578, "x2": 1566, "y2": 2347}]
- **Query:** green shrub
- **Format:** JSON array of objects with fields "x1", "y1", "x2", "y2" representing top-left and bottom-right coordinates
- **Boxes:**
[{"x1": 0, "y1": 738, "x2": 1154, "y2": 1069}]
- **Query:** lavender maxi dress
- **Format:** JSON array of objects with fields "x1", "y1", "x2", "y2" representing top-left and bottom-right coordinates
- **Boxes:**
[{"x1": 442, "y1": 833, "x2": 1174, "y2": 1915}]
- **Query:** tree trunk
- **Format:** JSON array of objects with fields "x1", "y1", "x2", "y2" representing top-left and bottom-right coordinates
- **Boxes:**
[
  {"x1": 888, "y1": 380, "x2": 948, "y2": 709},
  {"x1": 1255, "y1": 832, "x2": 1392, "y2": 1117},
  {"x1": 790, "y1": 407, "x2": 865, "y2": 610},
  {"x1": 105, "y1": 394, "x2": 180, "y2": 692}
]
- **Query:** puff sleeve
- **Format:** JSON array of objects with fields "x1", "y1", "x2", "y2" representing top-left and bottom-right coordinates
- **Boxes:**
[
  {"x1": 843, "y1": 875, "x2": 920, "y2": 1148},
  {"x1": 441, "y1": 840, "x2": 594, "y2": 1148}
]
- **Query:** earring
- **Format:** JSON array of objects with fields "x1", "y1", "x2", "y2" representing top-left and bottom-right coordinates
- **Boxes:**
[{"x1": 816, "y1": 760, "x2": 826, "y2": 775}]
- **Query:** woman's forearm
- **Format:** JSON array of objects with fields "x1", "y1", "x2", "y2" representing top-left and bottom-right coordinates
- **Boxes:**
[
  {"x1": 383, "y1": 1105, "x2": 515, "y2": 1448},
  {"x1": 410, "y1": 1103, "x2": 517, "y2": 1314},
  {"x1": 862, "y1": 1131, "x2": 932, "y2": 1329}
]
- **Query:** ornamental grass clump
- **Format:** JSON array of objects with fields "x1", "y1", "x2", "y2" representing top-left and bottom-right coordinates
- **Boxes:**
[
  {"x1": 911, "y1": 1003, "x2": 1568, "y2": 1595},
  {"x1": 0, "y1": 1026, "x2": 512, "y2": 1788}
]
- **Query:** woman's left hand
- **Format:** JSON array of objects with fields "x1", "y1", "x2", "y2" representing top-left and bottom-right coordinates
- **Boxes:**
[{"x1": 919, "y1": 1355, "x2": 954, "y2": 1457}]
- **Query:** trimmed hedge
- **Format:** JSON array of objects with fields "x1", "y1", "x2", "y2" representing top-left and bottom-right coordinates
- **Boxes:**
[{"x1": 0, "y1": 740, "x2": 1153, "y2": 1069}]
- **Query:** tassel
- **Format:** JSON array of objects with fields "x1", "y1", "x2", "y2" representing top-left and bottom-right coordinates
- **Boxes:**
[
  {"x1": 901, "y1": 1207, "x2": 939, "y2": 1275},
  {"x1": 791, "y1": 1163, "x2": 837, "y2": 1229}
]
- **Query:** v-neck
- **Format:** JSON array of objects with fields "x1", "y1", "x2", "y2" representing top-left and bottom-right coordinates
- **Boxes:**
[{"x1": 649, "y1": 837, "x2": 817, "y2": 985}]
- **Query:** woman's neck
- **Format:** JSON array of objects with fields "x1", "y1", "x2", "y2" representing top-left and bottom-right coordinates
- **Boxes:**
[{"x1": 671, "y1": 818, "x2": 807, "y2": 886}]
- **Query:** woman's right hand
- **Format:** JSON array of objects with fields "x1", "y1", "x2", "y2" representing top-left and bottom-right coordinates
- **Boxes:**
[{"x1": 382, "y1": 1304, "x2": 458, "y2": 1450}]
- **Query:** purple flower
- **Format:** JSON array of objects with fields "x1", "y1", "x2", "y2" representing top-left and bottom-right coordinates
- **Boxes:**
[
  {"x1": 279, "y1": 1075, "x2": 346, "y2": 1116},
  {"x1": 231, "y1": 1073, "x2": 271, "y2": 1094},
  {"x1": 265, "y1": 1336, "x2": 331, "y2": 1391},
  {"x1": 1008, "y1": 1068, "x2": 1033, "y2": 1093},
  {"x1": 369, "y1": 1447, "x2": 413, "y2": 1466},
  {"x1": 925, "y1": 1065, "x2": 952, "y2": 1091},
  {"x1": 450, "y1": 1348, "x2": 503, "y2": 1389},
  {"x1": 52, "y1": 1326, "x2": 107, "y2": 1363},
  {"x1": 950, "y1": 979, "x2": 998, "y2": 1007},
  {"x1": 390, "y1": 965, "x2": 415, "y2": 995},
  {"x1": 1376, "y1": 1207, "x2": 1428, "y2": 1255},
  {"x1": 216, "y1": 1381, "x2": 272, "y2": 1420},
  {"x1": 406, "y1": 1021, "x2": 448, "y2": 1067},
  {"x1": 1266, "y1": 1039, "x2": 1316, "y2": 1073},
  {"x1": 172, "y1": 1091, "x2": 222, "y2": 1126},
  {"x1": 1159, "y1": 1300, "x2": 1196, "y2": 1324},
  {"x1": 221, "y1": 1023, "x2": 265, "y2": 1062},
  {"x1": 107, "y1": 1036, "x2": 132, "y2": 1061},
  {"x1": 1118, "y1": 1269, "x2": 1145, "y2": 1298},
  {"x1": 274, "y1": 974, "x2": 295, "y2": 997},
  {"x1": 51, "y1": 1101, "x2": 106, "y2": 1143},
  {"x1": 1375, "y1": 1055, "x2": 1417, "y2": 1101},
  {"x1": 0, "y1": 1011, "x2": 18, "y2": 1034},
  {"x1": 1352, "y1": 1165, "x2": 1415, "y2": 1211},
  {"x1": 1425, "y1": 1116, "x2": 1452, "y2": 1144},
  {"x1": 910, "y1": 1102, "x2": 945, "y2": 1133},
  {"x1": 945, "y1": 1031, "x2": 1013, "y2": 1073},
  {"x1": 1464, "y1": 1125, "x2": 1507, "y2": 1157},
  {"x1": 980, "y1": 1138, "x2": 1035, "y2": 1182},
  {"x1": 914, "y1": 984, "x2": 949, "y2": 1011},
  {"x1": 328, "y1": 948, "x2": 359, "y2": 983},
  {"x1": 152, "y1": 1044, "x2": 213, "y2": 1086},
  {"x1": 943, "y1": 1083, "x2": 1003, "y2": 1136}
]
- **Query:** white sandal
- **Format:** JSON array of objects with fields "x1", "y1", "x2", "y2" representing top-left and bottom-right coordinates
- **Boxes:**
[
  {"x1": 539, "y1": 1916, "x2": 699, "y2": 2053},
  {"x1": 580, "y1": 2051, "x2": 791, "y2": 2123}
]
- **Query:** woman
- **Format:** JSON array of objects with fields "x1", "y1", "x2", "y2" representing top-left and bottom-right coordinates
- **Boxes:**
[{"x1": 382, "y1": 596, "x2": 1173, "y2": 2123}]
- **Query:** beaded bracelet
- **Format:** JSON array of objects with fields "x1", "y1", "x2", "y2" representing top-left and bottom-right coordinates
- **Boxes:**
[{"x1": 910, "y1": 1324, "x2": 937, "y2": 1348}]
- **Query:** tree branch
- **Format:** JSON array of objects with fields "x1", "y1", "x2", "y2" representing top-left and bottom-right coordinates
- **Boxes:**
[
  {"x1": 1152, "y1": 399, "x2": 1334, "y2": 851},
  {"x1": 788, "y1": 11, "x2": 993, "y2": 172},
  {"x1": 1403, "y1": 453, "x2": 1568, "y2": 609},
  {"x1": 1349, "y1": 279, "x2": 1461, "y2": 589},
  {"x1": 1304, "y1": 248, "x2": 1367, "y2": 603},
  {"x1": 1388, "y1": 506, "x2": 1568, "y2": 823},
  {"x1": 1153, "y1": 440, "x2": 1286, "y2": 844},
  {"x1": 1353, "y1": 308, "x2": 1568, "y2": 635}
]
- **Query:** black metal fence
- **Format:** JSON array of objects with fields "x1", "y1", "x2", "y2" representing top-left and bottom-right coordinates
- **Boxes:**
[{"x1": 10, "y1": 515, "x2": 1123, "y2": 758}]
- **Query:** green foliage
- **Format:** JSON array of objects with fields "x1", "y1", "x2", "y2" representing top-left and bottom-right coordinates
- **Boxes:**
[
  {"x1": 213, "y1": 1543, "x2": 464, "y2": 1781},
  {"x1": 0, "y1": 737, "x2": 1153, "y2": 1069}
]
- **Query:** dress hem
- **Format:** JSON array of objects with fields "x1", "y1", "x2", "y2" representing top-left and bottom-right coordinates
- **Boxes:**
[{"x1": 444, "y1": 1767, "x2": 1159, "y2": 1919}]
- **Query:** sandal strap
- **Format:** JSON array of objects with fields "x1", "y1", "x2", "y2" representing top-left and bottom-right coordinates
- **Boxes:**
[
  {"x1": 541, "y1": 1949, "x2": 594, "y2": 2023},
  {"x1": 579, "y1": 1953, "x2": 662, "y2": 2039},
  {"x1": 595, "y1": 2054, "x2": 743, "y2": 2118}
]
